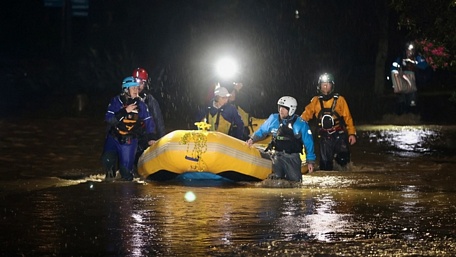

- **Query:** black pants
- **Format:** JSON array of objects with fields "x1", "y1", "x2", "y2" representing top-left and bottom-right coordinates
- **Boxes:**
[
  {"x1": 396, "y1": 92, "x2": 416, "y2": 115},
  {"x1": 319, "y1": 131, "x2": 350, "y2": 171},
  {"x1": 272, "y1": 152, "x2": 302, "y2": 182}
]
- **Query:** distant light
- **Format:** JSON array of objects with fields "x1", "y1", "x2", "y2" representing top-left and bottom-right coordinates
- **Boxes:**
[
  {"x1": 184, "y1": 191, "x2": 196, "y2": 202},
  {"x1": 216, "y1": 57, "x2": 238, "y2": 80}
]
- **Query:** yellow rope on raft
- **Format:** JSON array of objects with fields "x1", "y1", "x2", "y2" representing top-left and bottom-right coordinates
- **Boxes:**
[
  {"x1": 194, "y1": 121, "x2": 211, "y2": 131},
  {"x1": 178, "y1": 122, "x2": 211, "y2": 171}
]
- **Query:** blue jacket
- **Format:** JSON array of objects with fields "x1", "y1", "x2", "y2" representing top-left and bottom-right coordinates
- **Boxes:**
[
  {"x1": 196, "y1": 101, "x2": 244, "y2": 140},
  {"x1": 251, "y1": 113, "x2": 316, "y2": 163},
  {"x1": 105, "y1": 95, "x2": 155, "y2": 139},
  {"x1": 141, "y1": 92, "x2": 166, "y2": 138},
  {"x1": 391, "y1": 54, "x2": 428, "y2": 72}
]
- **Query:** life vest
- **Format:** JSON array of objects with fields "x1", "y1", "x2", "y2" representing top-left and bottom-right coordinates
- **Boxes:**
[
  {"x1": 204, "y1": 107, "x2": 233, "y2": 135},
  {"x1": 115, "y1": 97, "x2": 142, "y2": 137},
  {"x1": 269, "y1": 115, "x2": 303, "y2": 154},
  {"x1": 317, "y1": 94, "x2": 344, "y2": 131},
  {"x1": 236, "y1": 106, "x2": 250, "y2": 129}
]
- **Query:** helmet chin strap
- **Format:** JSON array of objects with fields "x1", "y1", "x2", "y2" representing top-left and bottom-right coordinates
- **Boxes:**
[
  {"x1": 123, "y1": 88, "x2": 132, "y2": 98},
  {"x1": 321, "y1": 92, "x2": 334, "y2": 101}
]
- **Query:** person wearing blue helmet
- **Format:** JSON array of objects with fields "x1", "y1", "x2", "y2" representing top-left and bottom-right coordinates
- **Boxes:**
[{"x1": 101, "y1": 76, "x2": 156, "y2": 181}]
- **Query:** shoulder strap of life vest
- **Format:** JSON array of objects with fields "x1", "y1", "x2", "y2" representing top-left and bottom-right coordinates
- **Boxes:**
[
  {"x1": 265, "y1": 115, "x2": 298, "y2": 151},
  {"x1": 318, "y1": 94, "x2": 340, "y2": 118},
  {"x1": 205, "y1": 107, "x2": 210, "y2": 124},
  {"x1": 215, "y1": 108, "x2": 222, "y2": 131},
  {"x1": 206, "y1": 106, "x2": 223, "y2": 131}
]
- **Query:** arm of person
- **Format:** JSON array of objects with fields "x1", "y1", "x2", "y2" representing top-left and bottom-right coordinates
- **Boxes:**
[
  {"x1": 139, "y1": 101, "x2": 157, "y2": 142},
  {"x1": 105, "y1": 96, "x2": 125, "y2": 126},
  {"x1": 391, "y1": 57, "x2": 402, "y2": 71},
  {"x1": 247, "y1": 114, "x2": 276, "y2": 146},
  {"x1": 416, "y1": 55, "x2": 430, "y2": 70},
  {"x1": 232, "y1": 82, "x2": 252, "y2": 114},
  {"x1": 300, "y1": 97, "x2": 318, "y2": 122},
  {"x1": 146, "y1": 95, "x2": 166, "y2": 138},
  {"x1": 337, "y1": 96, "x2": 357, "y2": 145},
  {"x1": 234, "y1": 113, "x2": 245, "y2": 140},
  {"x1": 295, "y1": 118, "x2": 316, "y2": 173},
  {"x1": 227, "y1": 104, "x2": 245, "y2": 140},
  {"x1": 298, "y1": 118, "x2": 316, "y2": 163},
  {"x1": 195, "y1": 105, "x2": 210, "y2": 124}
]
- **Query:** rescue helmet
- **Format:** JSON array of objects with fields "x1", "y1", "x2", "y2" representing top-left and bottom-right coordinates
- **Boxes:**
[
  {"x1": 122, "y1": 76, "x2": 139, "y2": 89},
  {"x1": 133, "y1": 67, "x2": 150, "y2": 91},
  {"x1": 405, "y1": 42, "x2": 415, "y2": 57},
  {"x1": 214, "y1": 86, "x2": 231, "y2": 98},
  {"x1": 405, "y1": 42, "x2": 415, "y2": 52},
  {"x1": 317, "y1": 73, "x2": 335, "y2": 94},
  {"x1": 277, "y1": 96, "x2": 297, "y2": 116},
  {"x1": 132, "y1": 67, "x2": 149, "y2": 82}
]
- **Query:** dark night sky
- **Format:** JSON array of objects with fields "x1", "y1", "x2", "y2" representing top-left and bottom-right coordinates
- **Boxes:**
[{"x1": 1, "y1": 0, "x2": 424, "y2": 123}]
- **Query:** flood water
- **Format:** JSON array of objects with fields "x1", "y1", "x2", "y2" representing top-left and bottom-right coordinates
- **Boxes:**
[{"x1": 2, "y1": 118, "x2": 456, "y2": 256}]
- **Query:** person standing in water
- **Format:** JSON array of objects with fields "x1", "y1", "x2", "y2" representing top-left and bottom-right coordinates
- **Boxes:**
[
  {"x1": 300, "y1": 73, "x2": 356, "y2": 171},
  {"x1": 101, "y1": 76, "x2": 156, "y2": 181},
  {"x1": 132, "y1": 68, "x2": 166, "y2": 170},
  {"x1": 247, "y1": 96, "x2": 316, "y2": 181},
  {"x1": 391, "y1": 42, "x2": 430, "y2": 114}
]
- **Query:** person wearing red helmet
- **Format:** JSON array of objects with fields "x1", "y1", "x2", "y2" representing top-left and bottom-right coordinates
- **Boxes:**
[
  {"x1": 132, "y1": 68, "x2": 150, "y2": 87},
  {"x1": 132, "y1": 68, "x2": 166, "y2": 163}
]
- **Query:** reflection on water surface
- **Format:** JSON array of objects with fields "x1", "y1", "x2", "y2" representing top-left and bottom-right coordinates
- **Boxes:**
[{"x1": 2, "y1": 121, "x2": 456, "y2": 256}]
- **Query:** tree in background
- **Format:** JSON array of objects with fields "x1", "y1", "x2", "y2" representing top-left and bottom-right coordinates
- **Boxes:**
[
  {"x1": 390, "y1": 0, "x2": 455, "y2": 70},
  {"x1": 390, "y1": 0, "x2": 456, "y2": 109}
]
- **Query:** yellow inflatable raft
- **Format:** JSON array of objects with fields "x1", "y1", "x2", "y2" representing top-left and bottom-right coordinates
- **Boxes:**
[{"x1": 137, "y1": 130, "x2": 273, "y2": 181}]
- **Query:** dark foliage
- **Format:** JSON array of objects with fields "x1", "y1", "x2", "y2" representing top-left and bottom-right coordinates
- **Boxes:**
[{"x1": 1, "y1": 0, "x2": 455, "y2": 124}]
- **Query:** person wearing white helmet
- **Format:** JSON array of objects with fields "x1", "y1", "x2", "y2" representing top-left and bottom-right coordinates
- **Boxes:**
[
  {"x1": 301, "y1": 73, "x2": 356, "y2": 171},
  {"x1": 247, "y1": 96, "x2": 316, "y2": 181},
  {"x1": 101, "y1": 76, "x2": 157, "y2": 181},
  {"x1": 205, "y1": 81, "x2": 251, "y2": 140}
]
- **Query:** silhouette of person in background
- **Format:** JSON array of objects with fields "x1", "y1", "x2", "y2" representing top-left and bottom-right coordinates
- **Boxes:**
[{"x1": 391, "y1": 42, "x2": 430, "y2": 114}]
